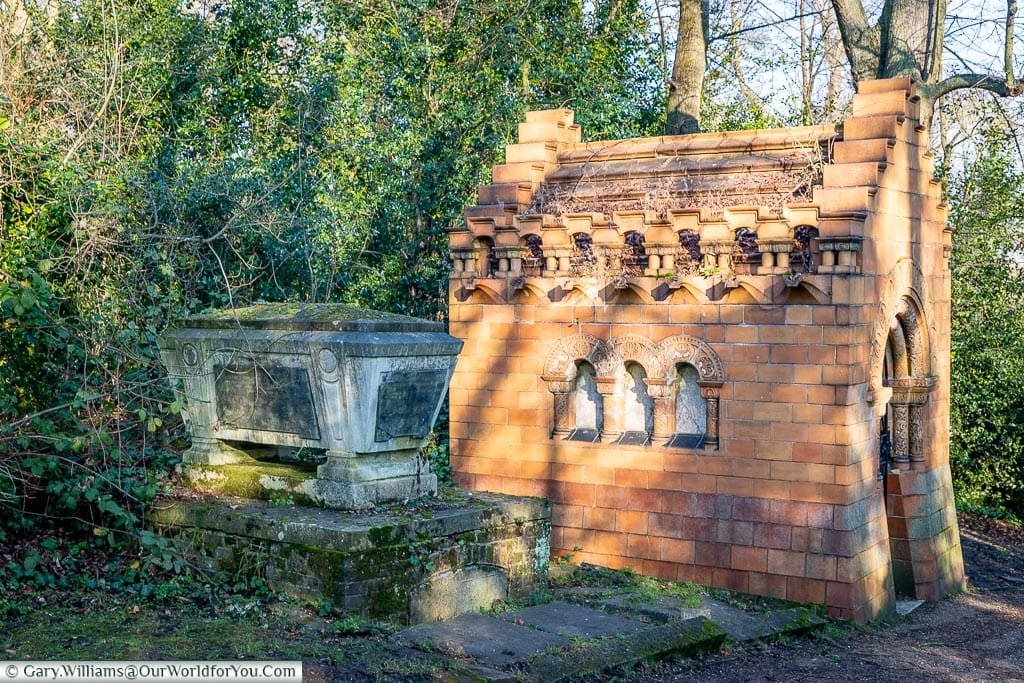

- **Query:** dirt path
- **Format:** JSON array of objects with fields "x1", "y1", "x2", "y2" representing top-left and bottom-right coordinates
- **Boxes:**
[{"x1": 636, "y1": 513, "x2": 1024, "y2": 683}]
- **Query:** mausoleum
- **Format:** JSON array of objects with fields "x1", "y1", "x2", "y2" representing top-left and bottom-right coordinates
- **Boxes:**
[{"x1": 447, "y1": 78, "x2": 965, "y2": 621}]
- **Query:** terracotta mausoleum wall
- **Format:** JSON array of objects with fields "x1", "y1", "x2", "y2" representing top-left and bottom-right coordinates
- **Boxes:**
[{"x1": 446, "y1": 77, "x2": 965, "y2": 621}]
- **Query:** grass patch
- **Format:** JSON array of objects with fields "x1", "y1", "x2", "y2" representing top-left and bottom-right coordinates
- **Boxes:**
[{"x1": 0, "y1": 590, "x2": 446, "y2": 681}]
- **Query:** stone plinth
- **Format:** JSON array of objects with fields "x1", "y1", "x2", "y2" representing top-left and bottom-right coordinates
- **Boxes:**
[
  {"x1": 148, "y1": 491, "x2": 550, "y2": 623},
  {"x1": 158, "y1": 304, "x2": 462, "y2": 508}
]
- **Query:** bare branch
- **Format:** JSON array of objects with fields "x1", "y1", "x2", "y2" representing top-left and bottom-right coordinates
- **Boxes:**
[
  {"x1": 930, "y1": 72, "x2": 1020, "y2": 99},
  {"x1": 710, "y1": 9, "x2": 826, "y2": 42},
  {"x1": 1006, "y1": 0, "x2": 1018, "y2": 92}
]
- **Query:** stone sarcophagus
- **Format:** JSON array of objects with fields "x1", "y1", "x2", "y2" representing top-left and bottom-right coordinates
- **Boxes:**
[{"x1": 158, "y1": 304, "x2": 462, "y2": 508}]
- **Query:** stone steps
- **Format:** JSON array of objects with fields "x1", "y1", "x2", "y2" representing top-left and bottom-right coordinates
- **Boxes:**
[{"x1": 391, "y1": 589, "x2": 826, "y2": 681}]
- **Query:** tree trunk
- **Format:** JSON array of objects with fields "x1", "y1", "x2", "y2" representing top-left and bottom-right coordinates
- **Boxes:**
[
  {"x1": 666, "y1": 0, "x2": 708, "y2": 134},
  {"x1": 879, "y1": 0, "x2": 930, "y2": 79}
]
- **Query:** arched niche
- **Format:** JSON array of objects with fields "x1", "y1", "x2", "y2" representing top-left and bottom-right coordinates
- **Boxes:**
[
  {"x1": 570, "y1": 360, "x2": 603, "y2": 442},
  {"x1": 541, "y1": 334, "x2": 616, "y2": 441},
  {"x1": 657, "y1": 335, "x2": 725, "y2": 449},
  {"x1": 672, "y1": 363, "x2": 707, "y2": 448},
  {"x1": 617, "y1": 362, "x2": 653, "y2": 446}
]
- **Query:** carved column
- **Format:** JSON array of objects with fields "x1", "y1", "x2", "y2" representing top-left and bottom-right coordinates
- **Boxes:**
[
  {"x1": 644, "y1": 378, "x2": 675, "y2": 443},
  {"x1": 889, "y1": 377, "x2": 936, "y2": 469},
  {"x1": 891, "y1": 403, "x2": 911, "y2": 465},
  {"x1": 909, "y1": 405, "x2": 925, "y2": 465},
  {"x1": 699, "y1": 241, "x2": 733, "y2": 274},
  {"x1": 756, "y1": 239, "x2": 795, "y2": 275},
  {"x1": 595, "y1": 377, "x2": 620, "y2": 443},
  {"x1": 543, "y1": 376, "x2": 573, "y2": 439},
  {"x1": 495, "y1": 246, "x2": 524, "y2": 275},
  {"x1": 816, "y1": 237, "x2": 863, "y2": 274},
  {"x1": 698, "y1": 381, "x2": 723, "y2": 450}
]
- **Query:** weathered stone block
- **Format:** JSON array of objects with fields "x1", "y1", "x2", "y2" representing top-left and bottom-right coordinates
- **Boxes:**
[{"x1": 158, "y1": 304, "x2": 461, "y2": 508}]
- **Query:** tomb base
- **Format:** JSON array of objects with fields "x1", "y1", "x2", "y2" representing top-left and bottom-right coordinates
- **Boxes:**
[
  {"x1": 178, "y1": 454, "x2": 437, "y2": 510},
  {"x1": 148, "y1": 490, "x2": 550, "y2": 624}
]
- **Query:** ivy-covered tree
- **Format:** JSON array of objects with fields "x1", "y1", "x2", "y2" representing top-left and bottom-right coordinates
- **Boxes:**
[{"x1": 948, "y1": 133, "x2": 1024, "y2": 516}]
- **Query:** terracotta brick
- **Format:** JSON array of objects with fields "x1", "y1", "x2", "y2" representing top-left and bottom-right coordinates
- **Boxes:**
[
  {"x1": 792, "y1": 442, "x2": 823, "y2": 463},
  {"x1": 713, "y1": 568, "x2": 750, "y2": 593},
  {"x1": 770, "y1": 461, "x2": 808, "y2": 481},
  {"x1": 733, "y1": 382, "x2": 771, "y2": 401},
  {"x1": 661, "y1": 538, "x2": 695, "y2": 563},
  {"x1": 771, "y1": 422, "x2": 809, "y2": 442},
  {"x1": 732, "y1": 497, "x2": 772, "y2": 522},
  {"x1": 698, "y1": 457, "x2": 733, "y2": 476},
  {"x1": 724, "y1": 439, "x2": 756, "y2": 458},
  {"x1": 768, "y1": 548, "x2": 806, "y2": 576},
  {"x1": 718, "y1": 520, "x2": 755, "y2": 545},
  {"x1": 649, "y1": 512, "x2": 682, "y2": 537},
  {"x1": 791, "y1": 527, "x2": 824, "y2": 553},
  {"x1": 744, "y1": 307, "x2": 786, "y2": 324},
  {"x1": 822, "y1": 530, "x2": 855, "y2": 556},
  {"x1": 731, "y1": 458, "x2": 771, "y2": 479},
  {"x1": 627, "y1": 533, "x2": 660, "y2": 559},
  {"x1": 726, "y1": 325, "x2": 758, "y2": 343},
  {"x1": 754, "y1": 523, "x2": 793, "y2": 550},
  {"x1": 694, "y1": 541, "x2": 731, "y2": 568},
  {"x1": 757, "y1": 364, "x2": 795, "y2": 384},
  {"x1": 642, "y1": 559, "x2": 679, "y2": 580},
  {"x1": 717, "y1": 476, "x2": 755, "y2": 497},
  {"x1": 805, "y1": 554, "x2": 838, "y2": 581},
  {"x1": 682, "y1": 518, "x2": 719, "y2": 541},
  {"x1": 826, "y1": 581, "x2": 855, "y2": 609},
  {"x1": 591, "y1": 530, "x2": 626, "y2": 555},
  {"x1": 548, "y1": 481, "x2": 596, "y2": 506},
  {"x1": 754, "y1": 402, "x2": 793, "y2": 421},
  {"x1": 677, "y1": 473, "x2": 718, "y2": 493},
  {"x1": 646, "y1": 470, "x2": 682, "y2": 490},
  {"x1": 615, "y1": 468, "x2": 648, "y2": 488},
  {"x1": 749, "y1": 571, "x2": 790, "y2": 600},
  {"x1": 733, "y1": 344, "x2": 770, "y2": 362},
  {"x1": 732, "y1": 546, "x2": 767, "y2": 572},
  {"x1": 616, "y1": 510, "x2": 649, "y2": 534},
  {"x1": 793, "y1": 365, "x2": 823, "y2": 383},
  {"x1": 759, "y1": 326, "x2": 797, "y2": 343},
  {"x1": 758, "y1": 480, "x2": 793, "y2": 500},
  {"x1": 787, "y1": 576, "x2": 826, "y2": 604},
  {"x1": 583, "y1": 506, "x2": 616, "y2": 530}
]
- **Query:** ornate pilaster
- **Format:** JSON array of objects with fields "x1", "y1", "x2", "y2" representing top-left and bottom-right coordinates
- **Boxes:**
[
  {"x1": 698, "y1": 381, "x2": 723, "y2": 450},
  {"x1": 644, "y1": 378, "x2": 675, "y2": 443},
  {"x1": 595, "y1": 377, "x2": 620, "y2": 443},
  {"x1": 542, "y1": 376, "x2": 573, "y2": 439},
  {"x1": 889, "y1": 376, "x2": 936, "y2": 470}
]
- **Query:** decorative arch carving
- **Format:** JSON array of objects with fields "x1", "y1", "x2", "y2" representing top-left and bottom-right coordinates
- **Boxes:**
[
  {"x1": 612, "y1": 335, "x2": 665, "y2": 378},
  {"x1": 656, "y1": 335, "x2": 725, "y2": 384},
  {"x1": 542, "y1": 334, "x2": 618, "y2": 381},
  {"x1": 869, "y1": 259, "x2": 936, "y2": 400}
]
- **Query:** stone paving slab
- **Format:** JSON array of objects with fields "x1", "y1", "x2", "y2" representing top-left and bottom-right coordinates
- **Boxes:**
[
  {"x1": 497, "y1": 602, "x2": 646, "y2": 638},
  {"x1": 397, "y1": 612, "x2": 566, "y2": 669},
  {"x1": 518, "y1": 616, "x2": 727, "y2": 683},
  {"x1": 395, "y1": 589, "x2": 825, "y2": 680},
  {"x1": 572, "y1": 591, "x2": 712, "y2": 624},
  {"x1": 559, "y1": 588, "x2": 824, "y2": 642}
]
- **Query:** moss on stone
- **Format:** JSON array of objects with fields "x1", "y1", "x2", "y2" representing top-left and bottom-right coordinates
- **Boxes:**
[
  {"x1": 180, "y1": 303, "x2": 439, "y2": 332},
  {"x1": 181, "y1": 462, "x2": 318, "y2": 506}
]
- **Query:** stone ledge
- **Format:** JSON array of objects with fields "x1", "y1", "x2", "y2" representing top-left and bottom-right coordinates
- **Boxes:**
[{"x1": 149, "y1": 491, "x2": 550, "y2": 623}]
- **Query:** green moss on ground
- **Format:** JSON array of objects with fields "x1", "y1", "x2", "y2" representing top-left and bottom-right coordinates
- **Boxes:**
[{"x1": 0, "y1": 591, "x2": 450, "y2": 681}]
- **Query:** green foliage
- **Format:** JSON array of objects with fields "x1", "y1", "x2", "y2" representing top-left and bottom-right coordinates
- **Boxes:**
[
  {"x1": 949, "y1": 136, "x2": 1024, "y2": 516},
  {"x1": 0, "y1": 0, "x2": 663, "y2": 547}
]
